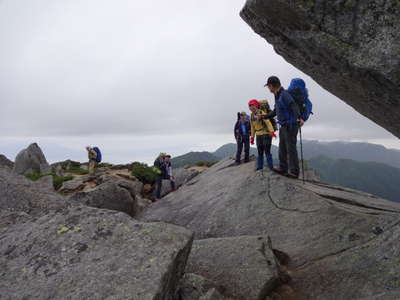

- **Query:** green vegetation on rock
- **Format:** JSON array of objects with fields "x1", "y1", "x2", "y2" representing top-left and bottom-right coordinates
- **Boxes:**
[
  {"x1": 67, "y1": 166, "x2": 89, "y2": 175},
  {"x1": 194, "y1": 161, "x2": 217, "y2": 167},
  {"x1": 25, "y1": 172, "x2": 74, "y2": 190},
  {"x1": 131, "y1": 162, "x2": 158, "y2": 185}
]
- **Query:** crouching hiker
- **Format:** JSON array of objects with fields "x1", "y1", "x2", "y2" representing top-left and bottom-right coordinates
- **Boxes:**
[
  {"x1": 86, "y1": 146, "x2": 101, "y2": 175},
  {"x1": 234, "y1": 111, "x2": 251, "y2": 165},
  {"x1": 248, "y1": 99, "x2": 275, "y2": 171}
]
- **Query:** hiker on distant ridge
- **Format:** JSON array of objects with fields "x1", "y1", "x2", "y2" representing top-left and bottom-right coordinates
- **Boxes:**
[
  {"x1": 234, "y1": 111, "x2": 251, "y2": 165},
  {"x1": 248, "y1": 99, "x2": 276, "y2": 171},
  {"x1": 263, "y1": 76, "x2": 303, "y2": 178},
  {"x1": 86, "y1": 146, "x2": 98, "y2": 175}
]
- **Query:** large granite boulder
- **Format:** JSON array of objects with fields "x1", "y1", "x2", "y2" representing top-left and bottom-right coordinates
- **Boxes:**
[
  {"x1": 0, "y1": 154, "x2": 14, "y2": 169},
  {"x1": 51, "y1": 159, "x2": 82, "y2": 177},
  {"x1": 70, "y1": 175, "x2": 141, "y2": 217},
  {"x1": 177, "y1": 273, "x2": 228, "y2": 300},
  {"x1": 160, "y1": 168, "x2": 199, "y2": 198},
  {"x1": 13, "y1": 143, "x2": 51, "y2": 175},
  {"x1": 240, "y1": 0, "x2": 400, "y2": 138},
  {"x1": 186, "y1": 236, "x2": 279, "y2": 300},
  {"x1": 0, "y1": 168, "x2": 68, "y2": 217},
  {"x1": 141, "y1": 158, "x2": 400, "y2": 299},
  {"x1": 0, "y1": 206, "x2": 193, "y2": 300},
  {"x1": 59, "y1": 174, "x2": 94, "y2": 194}
]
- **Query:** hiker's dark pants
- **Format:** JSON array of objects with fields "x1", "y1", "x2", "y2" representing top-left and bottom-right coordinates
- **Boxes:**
[
  {"x1": 279, "y1": 124, "x2": 300, "y2": 175},
  {"x1": 155, "y1": 175, "x2": 163, "y2": 199},
  {"x1": 166, "y1": 175, "x2": 176, "y2": 190},
  {"x1": 155, "y1": 175, "x2": 175, "y2": 199},
  {"x1": 256, "y1": 134, "x2": 273, "y2": 169},
  {"x1": 236, "y1": 135, "x2": 250, "y2": 163}
]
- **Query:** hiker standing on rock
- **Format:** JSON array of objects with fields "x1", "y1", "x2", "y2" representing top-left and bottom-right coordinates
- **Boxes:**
[
  {"x1": 154, "y1": 153, "x2": 176, "y2": 201},
  {"x1": 264, "y1": 76, "x2": 303, "y2": 178},
  {"x1": 164, "y1": 155, "x2": 176, "y2": 191},
  {"x1": 234, "y1": 112, "x2": 251, "y2": 165},
  {"x1": 248, "y1": 99, "x2": 276, "y2": 171},
  {"x1": 154, "y1": 153, "x2": 166, "y2": 201},
  {"x1": 86, "y1": 146, "x2": 98, "y2": 175}
]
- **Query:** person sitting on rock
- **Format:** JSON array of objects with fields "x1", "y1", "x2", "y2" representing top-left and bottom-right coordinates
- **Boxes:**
[
  {"x1": 248, "y1": 99, "x2": 275, "y2": 171},
  {"x1": 164, "y1": 155, "x2": 176, "y2": 191},
  {"x1": 234, "y1": 111, "x2": 251, "y2": 165},
  {"x1": 154, "y1": 153, "x2": 167, "y2": 201},
  {"x1": 86, "y1": 146, "x2": 97, "y2": 175}
]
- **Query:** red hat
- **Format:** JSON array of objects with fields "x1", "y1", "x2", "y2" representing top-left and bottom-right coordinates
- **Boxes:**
[{"x1": 248, "y1": 99, "x2": 260, "y2": 108}]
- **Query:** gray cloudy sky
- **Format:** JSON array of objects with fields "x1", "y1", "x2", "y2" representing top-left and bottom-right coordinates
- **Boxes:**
[{"x1": 1, "y1": 0, "x2": 399, "y2": 164}]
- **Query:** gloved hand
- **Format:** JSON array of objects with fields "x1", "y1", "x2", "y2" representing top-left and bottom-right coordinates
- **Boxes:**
[
  {"x1": 250, "y1": 136, "x2": 255, "y2": 145},
  {"x1": 269, "y1": 132, "x2": 277, "y2": 138}
]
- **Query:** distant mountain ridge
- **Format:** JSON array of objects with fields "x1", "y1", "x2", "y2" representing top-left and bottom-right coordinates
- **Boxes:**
[
  {"x1": 171, "y1": 140, "x2": 400, "y2": 203},
  {"x1": 213, "y1": 141, "x2": 400, "y2": 168},
  {"x1": 171, "y1": 151, "x2": 219, "y2": 168},
  {"x1": 302, "y1": 140, "x2": 400, "y2": 168},
  {"x1": 308, "y1": 156, "x2": 400, "y2": 203}
]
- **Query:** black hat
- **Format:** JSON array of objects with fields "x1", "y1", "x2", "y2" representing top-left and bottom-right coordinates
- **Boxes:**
[{"x1": 264, "y1": 76, "x2": 281, "y2": 87}]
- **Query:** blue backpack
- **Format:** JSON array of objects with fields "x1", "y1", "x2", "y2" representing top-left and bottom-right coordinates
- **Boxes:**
[
  {"x1": 93, "y1": 147, "x2": 102, "y2": 163},
  {"x1": 288, "y1": 78, "x2": 313, "y2": 121}
]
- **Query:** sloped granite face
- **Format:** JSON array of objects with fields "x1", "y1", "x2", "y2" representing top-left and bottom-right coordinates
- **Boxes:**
[
  {"x1": 141, "y1": 158, "x2": 400, "y2": 299},
  {"x1": 240, "y1": 0, "x2": 400, "y2": 138},
  {"x1": 0, "y1": 207, "x2": 193, "y2": 300}
]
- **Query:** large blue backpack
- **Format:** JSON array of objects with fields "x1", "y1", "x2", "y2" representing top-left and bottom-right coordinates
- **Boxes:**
[
  {"x1": 288, "y1": 78, "x2": 313, "y2": 121},
  {"x1": 93, "y1": 147, "x2": 102, "y2": 163}
]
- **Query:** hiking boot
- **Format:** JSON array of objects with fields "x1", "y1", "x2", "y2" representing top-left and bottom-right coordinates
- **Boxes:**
[
  {"x1": 286, "y1": 173, "x2": 299, "y2": 179},
  {"x1": 235, "y1": 161, "x2": 241, "y2": 166},
  {"x1": 273, "y1": 168, "x2": 288, "y2": 176}
]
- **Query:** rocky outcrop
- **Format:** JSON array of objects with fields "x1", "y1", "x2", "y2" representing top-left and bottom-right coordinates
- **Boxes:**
[
  {"x1": 59, "y1": 175, "x2": 93, "y2": 194},
  {"x1": 186, "y1": 236, "x2": 279, "y2": 300},
  {"x1": 70, "y1": 177, "x2": 136, "y2": 217},
  {"x1": 160, "y1": 168, "x2": 199, "y2": 198},
  {"x1": 240, "y1": 0, "x2": 400, "y2": 138},
  {"x1": 1, "y1": 164, "x2": 194, "y2": 299},
  {"x1": 0, "y1": 154, "x2": 14, "y2": 169},
  {"x1": 0, "y1": 206, "x2": 193, "y2": 300},
  {"x1": 51, "y1": 159, "x2": 82, "y2": 176},
  {"x1": 0, "y1": 168, "x2": 69, "y2": 217},
  {"x1": 13, "y1": 143, "x2": 51, "y2": 175},
  {"x1": 176, "y1": 273, "x2": 228, "y2": 300},
  {"x1": 141, "y1": 158, "x2": 400, "y2": 299}
]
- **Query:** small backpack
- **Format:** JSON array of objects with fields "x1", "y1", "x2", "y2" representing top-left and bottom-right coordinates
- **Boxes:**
[
  {"x1": 259, "y1": 100, "x2": 278, "y2": 131},
  {"x1": 93, "y1": 147, "x2": 102, "y2": 163},
  {"x1": 288, "y1": 78, "x2": 313, "y2": 121}
]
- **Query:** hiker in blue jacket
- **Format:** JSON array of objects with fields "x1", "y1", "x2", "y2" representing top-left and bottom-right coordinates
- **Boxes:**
[
  {"x1": 264, "y1": 76, "x2": 304, "y2": 178},
  {"x1": 234, "y1": 112, "x2": 251, "y2": 164}
]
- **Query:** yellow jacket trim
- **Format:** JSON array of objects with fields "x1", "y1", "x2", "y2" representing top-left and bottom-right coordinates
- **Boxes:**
[{"x1": 250, "y1": 109, "x2": 275, "y2": 137}]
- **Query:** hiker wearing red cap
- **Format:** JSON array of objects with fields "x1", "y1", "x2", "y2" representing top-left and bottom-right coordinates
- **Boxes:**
[{"x1": 248, "y1": 99, "x2": 275, "y2": 170}]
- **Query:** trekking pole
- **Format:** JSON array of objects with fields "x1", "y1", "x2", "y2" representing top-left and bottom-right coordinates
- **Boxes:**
[{"x1": 299, "y1": 126, "x2": 305, "y2": 184}]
